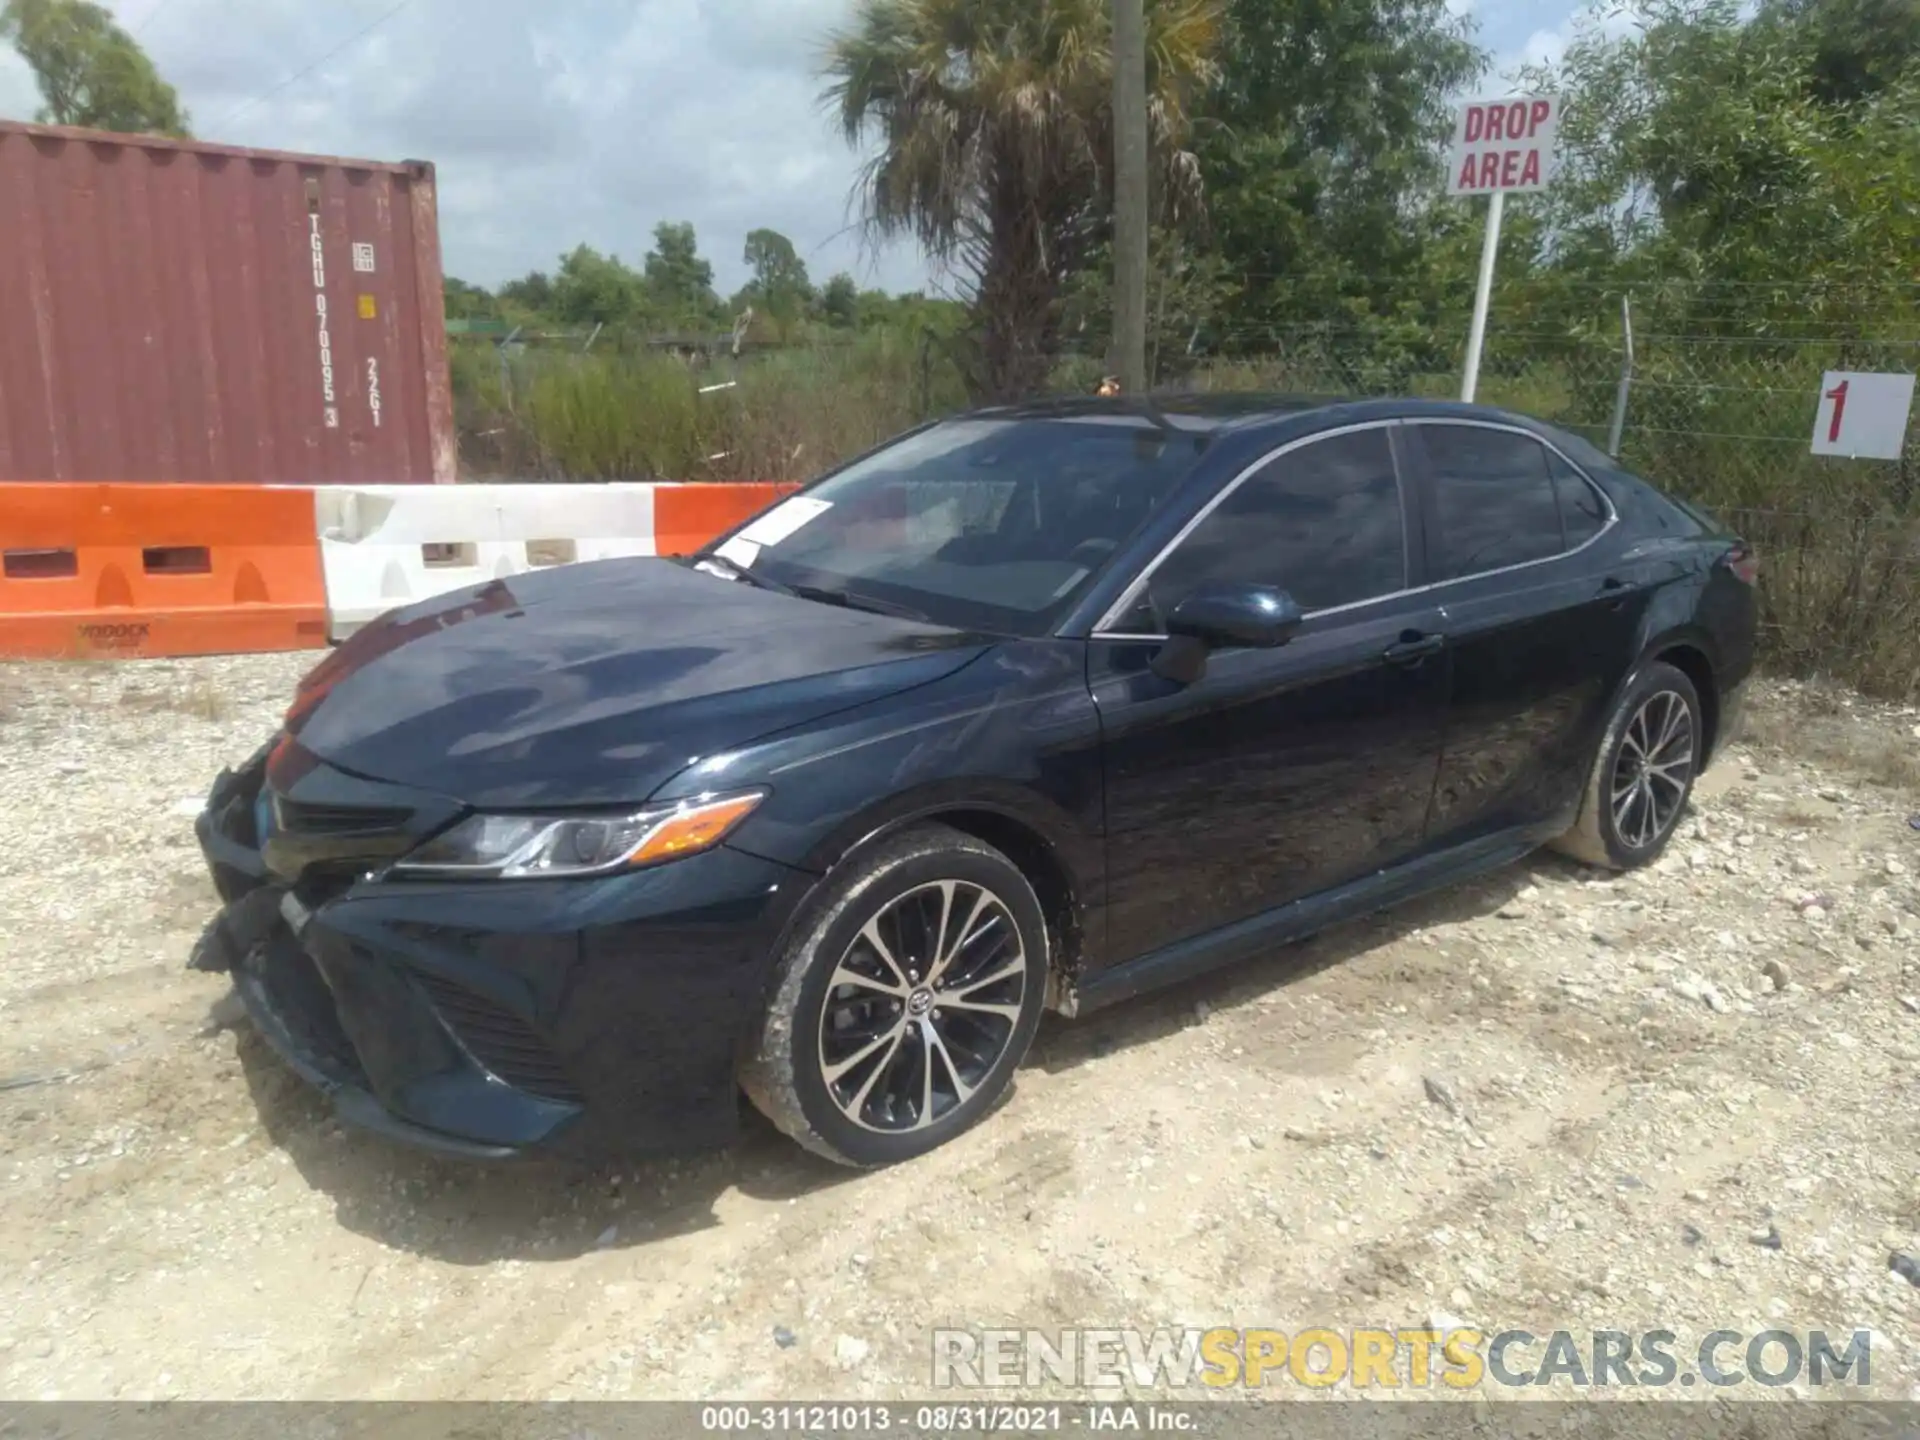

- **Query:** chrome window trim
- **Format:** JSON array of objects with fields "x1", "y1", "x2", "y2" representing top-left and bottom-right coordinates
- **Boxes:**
[{"x1": 1089, "y1": 416, "x2": 1620, "y2": 641}]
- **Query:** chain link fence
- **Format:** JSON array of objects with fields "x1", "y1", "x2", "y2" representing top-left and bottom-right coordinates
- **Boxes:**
[{"x1": 1099, "y1": 299, "x2": 1920, "y2": 700}]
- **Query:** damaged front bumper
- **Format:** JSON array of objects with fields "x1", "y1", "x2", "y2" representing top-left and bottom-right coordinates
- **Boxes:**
[
  {"x1": 191, "y1": 737, "x2": 808, "y2": 1162},
  {"x1": 192, "y1": 748, "x2": 528, "y2": 1160}
]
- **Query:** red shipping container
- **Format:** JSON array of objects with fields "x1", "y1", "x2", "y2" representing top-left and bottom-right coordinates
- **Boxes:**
[{"x1": 0, "y1": 120, "x2": 456, "y2": 486}]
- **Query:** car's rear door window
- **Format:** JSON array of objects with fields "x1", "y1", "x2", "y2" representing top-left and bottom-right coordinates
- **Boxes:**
[
  {"x1": 1134, "y1": 425, "x2": 1406, "y2": 624},
  {"x1": 1420, "y1": 425, "x2": 1570, "y2": 580}
]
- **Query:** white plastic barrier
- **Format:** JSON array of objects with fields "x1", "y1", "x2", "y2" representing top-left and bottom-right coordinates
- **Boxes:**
[{"x1": 311, "y1": 484, "x2": 659, "y2": 639}]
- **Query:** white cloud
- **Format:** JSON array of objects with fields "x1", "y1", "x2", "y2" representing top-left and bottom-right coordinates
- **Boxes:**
[
  {"x1": 1490, "y1": 2, "x2": 1640, "y2": 86},
  {"x1": 6, "y1": 0, "x2": 1623, "y2": 295},
  {"x1": 3, "y1": 0, "x2": 927, "y2": 295},
  {"x1": 1516, "y1": 23, "x2": 1575, "y2": 72}
]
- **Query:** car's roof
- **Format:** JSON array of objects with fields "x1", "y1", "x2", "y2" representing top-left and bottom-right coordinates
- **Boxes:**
[
  {"x1": 966, "y1": 392, "x2": 1336, "y2": 431},
  {"x1": 962, "y1": 392, "x2": 1564, "y2": 439}
]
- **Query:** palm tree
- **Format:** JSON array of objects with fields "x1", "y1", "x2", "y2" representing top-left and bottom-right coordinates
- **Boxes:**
[{"x1": 824, "y1": 0, "x2": 1221, "y2": 402}]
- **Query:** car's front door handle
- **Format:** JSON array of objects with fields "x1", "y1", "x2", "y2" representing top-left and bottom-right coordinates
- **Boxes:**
[{"x1": 1382, "y1": 632, "x2": 1446, "y2": 666}]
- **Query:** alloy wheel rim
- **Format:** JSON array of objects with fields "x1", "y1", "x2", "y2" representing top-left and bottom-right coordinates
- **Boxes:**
[
  {"x1": 817, "y1": 879, "x2": 1027, "y2": 1133},
  {"x1": 1610, "y1": 689, "x2": 1695, "y2": 850}
]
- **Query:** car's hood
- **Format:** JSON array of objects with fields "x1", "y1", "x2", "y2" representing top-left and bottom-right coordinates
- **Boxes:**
[{"x1": 285, "y1": 557, "x2": 990, "y2": 808}]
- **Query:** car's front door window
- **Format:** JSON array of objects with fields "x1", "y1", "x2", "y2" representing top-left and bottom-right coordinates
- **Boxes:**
[{"x1": 1115, "y1": 425, "x2": 1408, "y2": 630}]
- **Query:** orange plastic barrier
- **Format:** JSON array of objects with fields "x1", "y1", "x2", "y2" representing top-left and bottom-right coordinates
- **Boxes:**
[
  {"x1": 651, "y1": 482, "x2": 800, "y2": 558},
  {"x1": 0, "y1": 484, "x2": 329, "y2": 659}
]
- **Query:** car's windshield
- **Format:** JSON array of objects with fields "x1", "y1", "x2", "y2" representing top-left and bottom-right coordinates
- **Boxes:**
[{"x1": 699, "y1": 415, "x2": 1212, "y2": 636}]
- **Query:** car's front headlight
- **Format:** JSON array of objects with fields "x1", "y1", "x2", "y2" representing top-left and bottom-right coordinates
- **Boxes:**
[{"x1": 391, "y1": 791, "x2": 766, "y2": 879}]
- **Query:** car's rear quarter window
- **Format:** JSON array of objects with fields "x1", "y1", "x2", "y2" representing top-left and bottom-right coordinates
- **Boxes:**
[{"x1": 1549, "y1": 450, "x2": 1609, "y2": 546}]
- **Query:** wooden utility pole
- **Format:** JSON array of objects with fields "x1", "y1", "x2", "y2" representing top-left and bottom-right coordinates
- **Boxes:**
[{"x1": 1111, "y1": 0, "x2": 1149, "y2": 394}]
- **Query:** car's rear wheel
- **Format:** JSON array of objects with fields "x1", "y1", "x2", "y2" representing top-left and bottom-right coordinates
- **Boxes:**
[
  {"x1": 741, "y1": 824, "x2": 1048, "y2": 1167},
  {"x1": 1553, "y1": 660, "x2": 1703, "y2": 870}
]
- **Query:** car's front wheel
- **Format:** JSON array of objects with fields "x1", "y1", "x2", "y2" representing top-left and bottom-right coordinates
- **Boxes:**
[
  {"x1": 1553, "y1": 659, "x2": 1703, "y2": 870},
  {"x1": 741, "y1": 824, "x2": 1048, "y2": 1167}
]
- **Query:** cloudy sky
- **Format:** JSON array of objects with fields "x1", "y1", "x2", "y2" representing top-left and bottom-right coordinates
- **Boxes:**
[{"x1": 0, "y1": 0, "x2": 1591, "y2": 297}]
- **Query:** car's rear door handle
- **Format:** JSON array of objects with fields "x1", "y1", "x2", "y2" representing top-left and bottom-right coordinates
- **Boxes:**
[{"x1": 1382, "y1": 632, "x2": 1446, "y2": 666}]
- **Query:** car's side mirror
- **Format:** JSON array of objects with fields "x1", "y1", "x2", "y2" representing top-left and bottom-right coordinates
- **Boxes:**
[{"x1": 1151, "y1": 583, "x2": 1303, "y2": 684}]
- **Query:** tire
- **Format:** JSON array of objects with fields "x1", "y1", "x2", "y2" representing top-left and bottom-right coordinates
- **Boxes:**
[
  {"x1": 1552, "y1": 660, "x2": 1704, "y2": 870},
  {"x1": 740, "y1": 824, "x2": 1049, "y2": 1168}
]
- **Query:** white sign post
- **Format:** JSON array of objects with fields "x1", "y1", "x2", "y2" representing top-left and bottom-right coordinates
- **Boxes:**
[
  {"x1": 1809, "y1": 371, "x2": 1915, "y2": 460},
  {"x1": 1447, "y1": 95, "x2": 1561, "y2": 403}
]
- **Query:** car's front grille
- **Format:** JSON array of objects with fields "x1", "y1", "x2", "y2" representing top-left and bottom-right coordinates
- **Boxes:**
[
  {"x1": 273, "y1": 794, "x2": 412, "y2": 837},
  {"x1": 262, "y1": 782, "x2": 424, "y2": 902},
  {"x1": 409, "y1": 970, "x2": 584, "y2": 1105}
]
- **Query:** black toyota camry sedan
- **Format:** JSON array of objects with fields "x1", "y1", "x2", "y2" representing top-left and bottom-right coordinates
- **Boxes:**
[{"x1": 193, "y1": 395, "x2": 1757, "y2": 1167}]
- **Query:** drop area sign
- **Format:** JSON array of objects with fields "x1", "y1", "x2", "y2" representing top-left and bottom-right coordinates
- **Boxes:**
[
  {"x1": 1450, "y1": 94, "x2": 1562, "y2": 404},
  {"x1": 1447, "y1": 95, "x2": 1560, "y2": 195}
]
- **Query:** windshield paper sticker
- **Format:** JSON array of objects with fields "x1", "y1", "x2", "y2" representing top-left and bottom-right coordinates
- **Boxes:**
[
  {"x1": 715, "y1": 537, "x2": 761, "y2": 569},
  {"x1": 738, "y1": 497, "x2": 833, "y2": 548}
]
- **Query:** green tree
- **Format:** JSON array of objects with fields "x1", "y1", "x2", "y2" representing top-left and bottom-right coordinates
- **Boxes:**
[
  {"x1": 1759, "y1": 0, "x2": 1920, "y2": 105},
  {"x1": 1061, "y1": 227, "x2": 1235, "y2": 375},
  {"x1": 644, "y1": 221, "x2": 720, "y2": 328},
  {"x1": 443, "y1": 277, "x2": 499, "y2": 322},
  {"x1": 818, "y1": 272, "x2": 860, "y2": 328},
  {"x1": 1, "y1": 0, "x2": 188, "y2": 134},
  {"x1": 1532, "y1": 0, "x2": 1920, "y2": 319},
  {"x1": 854, "y1": 286, "x2": 904, "y2": 330},
  {"x1": 1194, "y1": 0, "x2": 1485, "y2": 342},
  {"x1": 551, "y1": 245, "x2": 648, "y2": 327},
  {"x1": 824, "y1": 0, "x2": 1223, "y2": 401},
  {"x1": 498, "y1": 270, "x2": 557, "y2": 317},
  {"x1": 738, "y1": 227, "x2": 814, "y2": 334}
]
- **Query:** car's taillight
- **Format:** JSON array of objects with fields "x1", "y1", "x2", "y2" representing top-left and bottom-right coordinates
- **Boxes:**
[{"x1": 1723, "y1": 542, "x2": 1760, "y2": 585}]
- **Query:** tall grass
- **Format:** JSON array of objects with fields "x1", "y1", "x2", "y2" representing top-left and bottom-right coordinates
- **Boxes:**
[{"x1": 451, "y1": 329, "x2": 968, "y2": 485}]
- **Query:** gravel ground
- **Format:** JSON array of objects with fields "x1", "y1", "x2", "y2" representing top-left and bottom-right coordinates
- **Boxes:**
[{"x1": 1, "y1": 654, "x2": 1918, "y2": 1403}]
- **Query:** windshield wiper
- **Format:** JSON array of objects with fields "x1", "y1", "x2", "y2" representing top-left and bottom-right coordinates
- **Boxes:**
[
  {"x1": 691, "y1": 551, "x2": 796, "y2": 597},
  {"x1": 789, "y1": 584, "x2": 929, "y2": 623},
  {"x1": 694, "y1": 555, "x2": 925, "y2": 621}
]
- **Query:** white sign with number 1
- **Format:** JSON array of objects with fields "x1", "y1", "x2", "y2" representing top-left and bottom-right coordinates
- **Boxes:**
[{"x1": 1810, "y1": 371, "x2": 1915, "y2": 460}]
